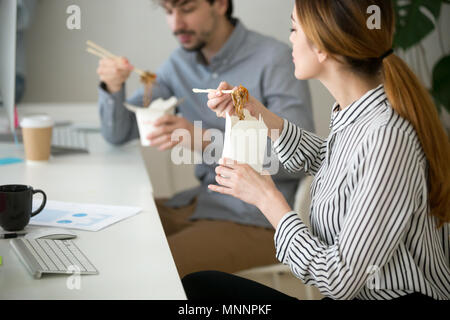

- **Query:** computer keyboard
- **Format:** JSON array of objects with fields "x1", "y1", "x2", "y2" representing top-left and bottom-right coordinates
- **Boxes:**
[
  {"x1": 51, "y1": 125, "x2": 89, "y2": 154},
  {"x1": 11, "y1": 238, "x2": 98, "y2": 279}
]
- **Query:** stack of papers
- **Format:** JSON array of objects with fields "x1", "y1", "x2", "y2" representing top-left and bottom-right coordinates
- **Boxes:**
[{"x1": 31, "y1": 200, "x2": 141, "y2": 231}]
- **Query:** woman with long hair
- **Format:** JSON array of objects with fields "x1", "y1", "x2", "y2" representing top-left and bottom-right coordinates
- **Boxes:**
[{"x1": 182, "y1": 0, "x2": 450, "y2": 300}]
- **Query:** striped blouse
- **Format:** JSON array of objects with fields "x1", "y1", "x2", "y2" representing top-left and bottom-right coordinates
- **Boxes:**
[{"x1": 272, "y1": 85, "x2": 450, "y2": 300}]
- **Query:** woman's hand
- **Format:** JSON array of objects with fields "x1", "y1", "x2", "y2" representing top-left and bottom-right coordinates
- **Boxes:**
[
  {"x1": 208, "y1": 158, "x2": 292, "y2": 228},
  {"x1": 206, "y1": 82, "x2": 285, "y2": 141},
  {"x1": 207, "y1": 82, "x2": 266, "y2": 119}
]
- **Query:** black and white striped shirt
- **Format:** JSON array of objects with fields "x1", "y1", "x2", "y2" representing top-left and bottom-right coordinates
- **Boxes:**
[{"x1": 273, "y1": 85, "x2": 450, "y2": 300}]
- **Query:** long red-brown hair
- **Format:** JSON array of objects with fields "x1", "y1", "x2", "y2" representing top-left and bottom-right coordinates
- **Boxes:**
[{"x1": 295, "y1": 0, "x2": 450, "y2": 227}]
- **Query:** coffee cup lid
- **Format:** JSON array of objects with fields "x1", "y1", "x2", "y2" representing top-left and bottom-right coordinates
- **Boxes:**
[{"x1": 20, "y1": 115, "x2": 54, "y2": 128}]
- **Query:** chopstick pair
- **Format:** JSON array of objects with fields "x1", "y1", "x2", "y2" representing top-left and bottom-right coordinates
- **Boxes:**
[
  {"x1": 86, "y1": 40, "x2": 147, "y2": 78},
  {"x1": 192, "y1": 88, "x2": 234, "y2": 94}
]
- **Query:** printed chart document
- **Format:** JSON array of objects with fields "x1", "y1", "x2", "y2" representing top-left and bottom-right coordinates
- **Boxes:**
[{"x1": 31, "y1": 200, "x2": 142, "y2": 231}]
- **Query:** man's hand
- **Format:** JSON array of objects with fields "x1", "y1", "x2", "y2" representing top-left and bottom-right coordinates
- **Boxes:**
[
  {"x1": 97, "y1": 57, "x2": 134, "y2": 93},
  {"x1": 146, "y1": 115, "x2": 198, "y2": 151}
]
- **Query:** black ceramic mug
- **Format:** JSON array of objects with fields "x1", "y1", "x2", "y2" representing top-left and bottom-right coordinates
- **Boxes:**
[{"x1": 0, "y1": 185, "x2": 47, "y2": 231}]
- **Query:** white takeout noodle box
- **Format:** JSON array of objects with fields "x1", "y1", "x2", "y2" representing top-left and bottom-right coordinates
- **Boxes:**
[
  {"x1": 125, "y1": 97, "x2": 178, "y2": 147},
  {"x1": 222, "y1": 109, "x2": 268, "y2": 173}
]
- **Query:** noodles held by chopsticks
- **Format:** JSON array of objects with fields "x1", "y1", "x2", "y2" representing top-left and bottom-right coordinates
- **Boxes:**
[
  {"x1": 231, "y1": 85, "x2": 249, "y2": 120},
  {"x1": 141, "y1": 72, "x2": 157, "y2": 108}
]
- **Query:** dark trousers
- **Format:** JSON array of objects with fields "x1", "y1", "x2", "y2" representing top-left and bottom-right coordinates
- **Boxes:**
[{"x1": 182, "y1": 271, "x2": 437, "y2": 301}]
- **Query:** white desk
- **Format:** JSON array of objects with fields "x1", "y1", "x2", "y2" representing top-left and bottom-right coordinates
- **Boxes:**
[{"x1": 0, "y1": 133, "x2": 186, "y2": 299}]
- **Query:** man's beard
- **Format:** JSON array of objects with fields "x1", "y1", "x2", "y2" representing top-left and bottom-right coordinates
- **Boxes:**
[
  {"x1": 182, "y1": 40, "x2": 207, "y2": 52},
  {"x1": 174, "y1": 30, "x2": 209, "y2": 52}
]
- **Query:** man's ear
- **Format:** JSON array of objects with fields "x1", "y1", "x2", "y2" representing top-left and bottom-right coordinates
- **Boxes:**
[{"x1": 212, "y1": 0, "x2": 229, "y2": 17}]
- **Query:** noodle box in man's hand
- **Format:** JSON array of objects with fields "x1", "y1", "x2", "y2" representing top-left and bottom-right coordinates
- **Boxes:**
[
  {"x1": 222, "y1": 109, "x2": 268, "y2": 173},
  {"x1": 125, "y1": 97, "x2": 178, "y2": 147}
]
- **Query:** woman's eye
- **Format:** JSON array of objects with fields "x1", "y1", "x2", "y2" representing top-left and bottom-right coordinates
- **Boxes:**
[{"x1": 290, "y1": 28, "x2": 296, "y2": 33}]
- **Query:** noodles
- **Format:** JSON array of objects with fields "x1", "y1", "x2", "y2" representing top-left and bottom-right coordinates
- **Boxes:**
[
  {"x1": 140, "y1": 71, "x2": 157, "y2": 108},
  {"x1": 231, "y1": 85, "x2": 249, "y2": 120}
]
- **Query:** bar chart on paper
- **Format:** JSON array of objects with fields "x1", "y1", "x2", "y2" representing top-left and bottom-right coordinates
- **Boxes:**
[{"x1": 30, "y1": 200, "x2": 141, "y2": 231}]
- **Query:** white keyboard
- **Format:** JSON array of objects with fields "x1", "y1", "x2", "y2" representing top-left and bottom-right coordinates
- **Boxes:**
[
  {"x1": 52, "y1": 125, "x2": 88, "y2": 150},
  {"x1": 11, "y1": 238, "x2": 98, "y2": 279}
]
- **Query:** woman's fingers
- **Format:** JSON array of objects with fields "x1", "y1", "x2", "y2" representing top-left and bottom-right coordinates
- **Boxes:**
[
  {"x1": 208, "y1": 95, "x2": 232, "y2": 111},
  {"x1": 207, "y1": 82, "x2": 230, "y2": 99},
  {"x1": 215, "y1": 174, "x2": 234, "y2": 188},
  {"x1": 215, "y1": 81, "x2": 233, "y2": 97},
  {"x1": 207, "y1": 96, "x2": 225, "y2": 109},
  {"x1": 207, "y1": 82, "x2": 236, "y2": 118},
  {"x1": 219, "y1": 158, "x2": 237, "y2": 168},
  {"x1": 215, "y1": 165, "x2": 235, "y2": 178},
  {"x1": 213, "y1": 160, "x2": 241, "y2": 189},
  {"x1": 208, "y1": 184, "x2": 233, "y2": 196},
  {"x1": 216, "y1": 100, "x2": 235, "y2": 117},
  {"x1": 216, "y1": 100, "x2": 236, "y2": 117},
  {"x1": 223, "y1": 105, "x2": 235, "y2": 117}
]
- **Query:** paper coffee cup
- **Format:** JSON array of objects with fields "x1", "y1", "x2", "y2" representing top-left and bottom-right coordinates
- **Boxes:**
[{"x1": 20, "y1": 115, "x2": 54, "y2": 162}]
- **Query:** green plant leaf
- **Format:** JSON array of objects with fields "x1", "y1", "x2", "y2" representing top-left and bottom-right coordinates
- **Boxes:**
[
  {"x1": 393, "y1": 0, "x2": 442, "y2": 50},
  {"x1": 431, "y1": 94, "x2": 443, "y2": 114},
  {"x1": 431, "y1": 55, "x2": 450, "y2": 113}
]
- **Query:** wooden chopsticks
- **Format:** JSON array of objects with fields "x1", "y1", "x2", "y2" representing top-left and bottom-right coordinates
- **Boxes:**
[{"x1": 86, "y1": 40, "x2": 147, "y2": 77}]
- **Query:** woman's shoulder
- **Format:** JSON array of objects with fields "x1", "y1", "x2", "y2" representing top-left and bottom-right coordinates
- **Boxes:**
[{"x1": 363, "y1": 102, "x2": 426, "y2": 162}]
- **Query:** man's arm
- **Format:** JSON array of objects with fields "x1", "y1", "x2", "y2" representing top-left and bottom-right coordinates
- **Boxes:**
[
  {"x1": 98, "y1": 83, "x2": 139, "y2": 145},
  {"x1": 97, "y1": 58, "x2": 173, "y2": 145}
]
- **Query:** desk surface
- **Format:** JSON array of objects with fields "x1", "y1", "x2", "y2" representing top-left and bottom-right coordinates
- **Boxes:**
[{"x1": 0, "y1": 134, "x2": 186, "y2": 299}]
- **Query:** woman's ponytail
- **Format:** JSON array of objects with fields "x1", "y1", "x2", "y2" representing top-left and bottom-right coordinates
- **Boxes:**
[{"x1": 382, "y1": 54, "x2": 450, "y2": 227}]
